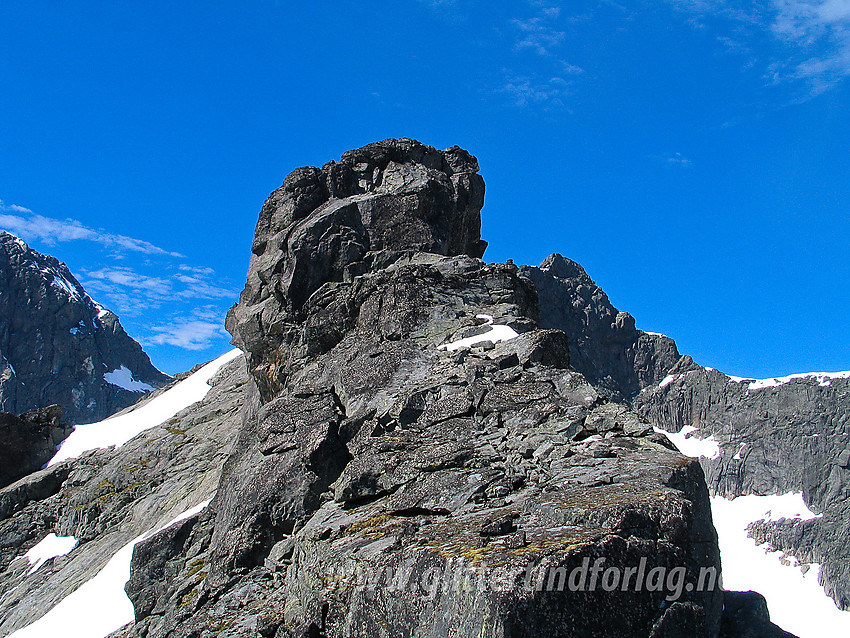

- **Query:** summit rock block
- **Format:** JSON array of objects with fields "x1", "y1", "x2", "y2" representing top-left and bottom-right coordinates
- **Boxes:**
[{"x1": 227, "y1": 138, "x2": 487, "y2": 398}]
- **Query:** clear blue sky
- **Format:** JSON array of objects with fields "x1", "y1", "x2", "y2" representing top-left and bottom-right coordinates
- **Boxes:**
[{"x1": 1, "y1": 1, "x2": 848, "y2": 377}]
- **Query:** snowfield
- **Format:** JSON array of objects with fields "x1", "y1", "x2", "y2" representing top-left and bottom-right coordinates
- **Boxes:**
[
  {"x1": 659, "y1": 374, "x2": 676, "y2": 388},
  {"x1": 653, "y1": 425, "x2": 720, "y2": 460},
  {"x1": 727, "y1": 370, "x2": 850, "y2": 390},
  {"x1": 103, "y1": 365, "x2": 156, "y2": 393},
  {"x1": 438, "y1": 314, "x2": 519, "y2": 351},
  {"x1": 711, "y1": 493, "x2": 850, "y2": 637},
  {"x1": 49, "y1": 349, "x2": 241, "y2": 466},
  {"x1": 9, "y1": 501, "x2": 212, "y2": 638},
  {"x1": 17, "y1": 534, "x2": 79, "y2": 575}
]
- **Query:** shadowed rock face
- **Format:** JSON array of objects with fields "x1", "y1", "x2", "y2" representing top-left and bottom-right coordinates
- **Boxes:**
[
  {"x1": 0, "y1": 405, "x2": 69, "y2": 489},
  {"x1": 123, "y1": 141, "x2": 724, "y2": 638},
  {"x1": 521, "y1": 254, "x2": 682, "y2": 403},
  {"x1": 0, "y1": 232, "x2": 170, "y2": 423},
  {"x1": 227, "y1": 138, "x2": 487, "y2": 400}
]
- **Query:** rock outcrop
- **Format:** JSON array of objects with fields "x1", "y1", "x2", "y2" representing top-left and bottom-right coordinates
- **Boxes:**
[
  {"x1": 0, "y1": 232, "x2": 170, "y2": 423},
  {"x1": 2, "y1": 139, "x2": 812, "y2": 638},
  {"x1": 0, "y1": 405, "x2": 69, "y2": 489},
  {"x1": 520, "y1": 254, "x2": 681, "y2": 402},
  {"x1": 119, "y1": 140, "x2": 726, "y2": 638},
  {"x1": 227, "y1": 138, "x2": 487, "y2": 400}
]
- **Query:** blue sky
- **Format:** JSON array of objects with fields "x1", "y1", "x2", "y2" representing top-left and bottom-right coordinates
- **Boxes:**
[{"x1": 1, "y1": 1, "x2": 848, "y2": 377}]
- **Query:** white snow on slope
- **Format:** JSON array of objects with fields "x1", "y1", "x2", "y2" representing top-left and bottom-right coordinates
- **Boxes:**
[
  {"x1": 19, "y1": 534, "x2": 79, "y2": 575},
  {"x1": 438, "y1": 314, "x2": 519, "y2": 351},
  {"x1": 49, "y1": 349, "x2": 241, "y2": 466},
  {"x1": 728, "y1": 371, "x2": 850, "y2": 391},
  {"x1": 659, "y1": 374, "x2": 676, "y2": 388},
  {"x1": 711, "y1": 493, "x2": 850, "y2": 638},
  {"x1": 31, "y1": 263, "x2": 82, "y2": 301},
  {"x1": 103, "y1": 366, "x2": 155, "y2": 393},
  {"x1": 9, "y1": 500, "x2": 212, "y2": 638},
  {"x1": 653, "y1": 425, "x2": 721, "y2": 460},
  {"x1": 49, "y1": 274, "x2": 82, "y2": 301}
]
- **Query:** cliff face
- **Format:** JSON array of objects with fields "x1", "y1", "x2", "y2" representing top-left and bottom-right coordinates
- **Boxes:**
[
  {"x1": 0, "y1": 405, "x2": 69, "y2": 489},
  {"x1": 0, "y1": 232, "x2": 170, "y2": 423},
  {"x1": 124, "y1": 139, "x2": 723, "y2": 638},
  {"x1": 634, "y1": 361, "x2": 850, "y2": 611}
]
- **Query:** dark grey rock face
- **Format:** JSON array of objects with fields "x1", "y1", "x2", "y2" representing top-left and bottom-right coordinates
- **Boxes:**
[
  {"x1": 635, "y1": 359, "x2": 850, "y2": 612},
  {"x1": 0, "y1": 231, "x2": 170, "y2": 423},
  {"x1": 0, "y1": 405, "x2": 70, "y2": 489},
  {"x1": 719, "y1": 591, "x2": 796, "y2": 638},
  {"x1": 520, "y1": 254, "x2": 681, "y2": 402},
  {"x1": 119, "y1": 141, "x2": 725, "y2": 638}
]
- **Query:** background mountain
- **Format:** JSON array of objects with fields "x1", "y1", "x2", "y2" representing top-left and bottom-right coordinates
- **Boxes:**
[
  {"x1": 635, "y1": 364, "x2": 850, "y2": 615},
  {"x1": 0, "y1": 231, "x2": 170, "y2": 424}
]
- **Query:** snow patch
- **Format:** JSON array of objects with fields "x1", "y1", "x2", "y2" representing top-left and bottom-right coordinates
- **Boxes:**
[
  {"x1": 21, "y1": 534, "x2": 78, "y2": 575},
  {"x1": 103, "y1": 366, "x2": 155, "y2": 393},
  {"x1": 50, "y1": 275, "x2": 80, "y2": 300},
  {"x1": 438, "y1": 314, "x2": 519, "y2": 351},
  {"x1": 710, "y1": 493, "x2": 849, "y2": 638},
  {"x1": 653, "y1": 425, "x2": 720, "y2": 460},
  {"x1": 644, "y1": 331, "x2": 667, "y2": 337},
  {"x1": 659, "y1": 374, "x2": 677, "y2": 388},
  {"x1": 49, "y1": 349, "x2": 241, "y2": 466},
  {"x1": 727, "y1": 371, "x2": 850, "y2": 391},
  {"x1": 8, "y1": 500, "x2": 212, "y2": 638}
]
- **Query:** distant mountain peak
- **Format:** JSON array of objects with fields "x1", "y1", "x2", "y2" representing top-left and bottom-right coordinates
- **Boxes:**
[{"x1": 0, "y1": 230, "x2": 170, "y2": 422}]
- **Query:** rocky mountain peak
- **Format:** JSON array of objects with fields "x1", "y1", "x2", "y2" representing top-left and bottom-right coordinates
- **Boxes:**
[
  {"x1": 227, "y1": 138, "x2": 489, "y2": 398},
  {"x1": 0, "y1": 231, "x2": 170, "y2": 423},
  {"x1": 520, "y1": 253, "x2": 681, "y2": 402}
]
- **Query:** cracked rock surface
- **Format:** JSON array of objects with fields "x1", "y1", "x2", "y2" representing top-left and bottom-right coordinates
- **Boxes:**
[{"x1": 126, "y1": 140, "x2": 723, "y2": 638}]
